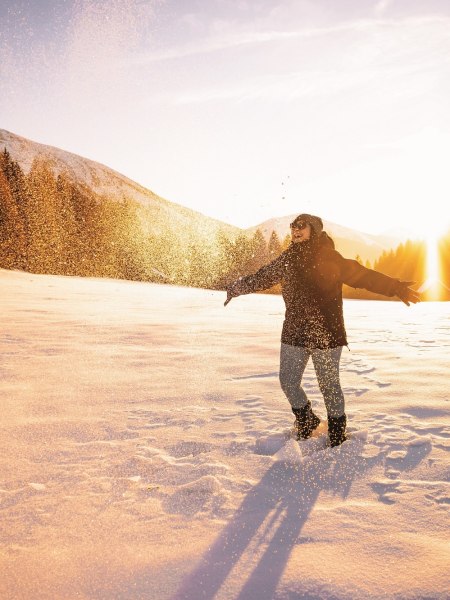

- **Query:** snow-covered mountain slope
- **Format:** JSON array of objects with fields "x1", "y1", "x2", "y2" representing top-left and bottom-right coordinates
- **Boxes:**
[
  {"x1": 247, "y1": 215, "x2": 410, "y2": 263},
  {"x1": 0, "y1": 129, "x2": 240, "y2": 242},
  {"x1": 1, "y1": 129, "x2": 151, "y2": 201}
]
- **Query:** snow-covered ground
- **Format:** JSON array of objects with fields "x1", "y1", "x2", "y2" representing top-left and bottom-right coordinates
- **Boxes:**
[{"x1": 1, "y1": 269, "x2": 449, "y2": 600}]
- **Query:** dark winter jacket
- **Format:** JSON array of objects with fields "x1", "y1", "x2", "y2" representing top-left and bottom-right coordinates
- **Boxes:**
[{"x1": 234, "y1": 231, "x2": 402, "y2": 349}]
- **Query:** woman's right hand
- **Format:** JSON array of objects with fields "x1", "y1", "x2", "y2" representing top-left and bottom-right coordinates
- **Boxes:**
[{"x1": 224, "y1": 280, "x2": 242, "y2": 306}]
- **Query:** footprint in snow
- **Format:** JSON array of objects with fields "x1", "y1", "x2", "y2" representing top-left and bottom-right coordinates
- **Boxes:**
[
  {"x1": 162, "y1": 475, "x2": 230, "y2": 517},
  {"x1": 371, "y1": 480, "x2": 403, "y2": 504},
  {"x1": 165, "y1": 441, "x2": 214, "y2": 458},
  {"x1": 425, "y1": 489, "x2": 450, "y2": 507},
  {"x1": 235, "y1": 396, "x2": 265, "y2": 408}
]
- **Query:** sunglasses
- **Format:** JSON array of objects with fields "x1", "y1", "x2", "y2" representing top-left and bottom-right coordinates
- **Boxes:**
[{"x1": 290, "y1": 221, "x2": 309, "y2": 230}]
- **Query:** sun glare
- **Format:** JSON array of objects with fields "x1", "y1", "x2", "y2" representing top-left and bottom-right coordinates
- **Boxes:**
[
  {"x1": 418, "y1": 227, "x2": 444, "y2": 300},
  {"x1": 426, "y1": 233, "x2": 439, "y2": 281}
]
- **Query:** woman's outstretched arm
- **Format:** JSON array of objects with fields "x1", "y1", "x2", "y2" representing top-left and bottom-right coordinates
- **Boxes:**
[
  {"x1": 337, "y1": 254, "x2": 421, "y2": 305},
  {"x1": 224, "y1": 253, "x2": 286, "y2": 306}
]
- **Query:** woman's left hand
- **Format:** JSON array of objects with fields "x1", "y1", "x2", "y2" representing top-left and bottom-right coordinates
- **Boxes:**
[{"x1": 395, "y1": 281, "x2": 421, "y2": 306}]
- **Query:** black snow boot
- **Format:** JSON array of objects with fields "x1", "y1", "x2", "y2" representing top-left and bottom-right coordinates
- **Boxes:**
[
  {"x1": 328, "y1": 414, "x2": 347, "y2": 447},
  {"x1": 292, "y1": 403, "x2": 321, "y2": 440}
]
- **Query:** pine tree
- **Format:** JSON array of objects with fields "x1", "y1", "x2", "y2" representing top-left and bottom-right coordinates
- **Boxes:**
[
  {"x1": 26, "y1": 158, "x2": 67, "y2": 273},
  {"x1": 112, "y1": 199, "x2": 156, "y2": 281},
  {"x1": 55, "y1": 173, "x2": 86, "y2": 275},
  {"x1": 67, "y1": 182, "x2": 99, "y2": 276},
  {"x1": 0, "y1": 149, "x2": 28, "y2": 268},
  {"x1": 0, "y1": 169, "x2": 27, "y2": 269},
  {"x1": 249, "y1": 229, "x2": 269, "y2": 272},
  {"x1": 281, "y1": 233, "x2": 291, "y2": 251},
  {"x1": 186, "y1": 241, "x2": 216, "y2": 288},
  {"x1": 268, "y1": 230, "x2": 282, "y2": 260}
]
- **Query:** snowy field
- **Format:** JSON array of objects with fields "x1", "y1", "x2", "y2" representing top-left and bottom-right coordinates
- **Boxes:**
[{"x1": 1, "y1": 269, "x2": 449, "y2": 600}]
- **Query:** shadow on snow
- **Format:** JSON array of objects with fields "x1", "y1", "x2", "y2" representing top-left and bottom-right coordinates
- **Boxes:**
[{"x1": 172, "y1": 438, "x2": 372, "y2": 600}]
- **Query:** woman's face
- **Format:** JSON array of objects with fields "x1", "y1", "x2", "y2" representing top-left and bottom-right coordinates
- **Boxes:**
[{"x1": 290, "y1": 222, "x2": 311, "y2": 243}]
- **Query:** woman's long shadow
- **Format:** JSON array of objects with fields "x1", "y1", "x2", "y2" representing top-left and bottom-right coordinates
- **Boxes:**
[{"x1": 172, "y1": 437, "x2": 372, "y2": 600}]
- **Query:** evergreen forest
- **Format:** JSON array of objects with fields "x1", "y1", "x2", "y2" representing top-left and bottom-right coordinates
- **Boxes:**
[{"x1": 1, "y1": 149, "x2": 449, "y2": 300}]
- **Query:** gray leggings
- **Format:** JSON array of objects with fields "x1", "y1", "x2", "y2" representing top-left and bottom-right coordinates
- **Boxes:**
[{"x1": 279, "y1": 343, "x2": 345, "y2": 418}]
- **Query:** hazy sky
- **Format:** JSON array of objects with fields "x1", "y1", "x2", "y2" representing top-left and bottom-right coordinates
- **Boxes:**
[{"x1": 1, "y1": 0, "x2": 450, "y2": 235}]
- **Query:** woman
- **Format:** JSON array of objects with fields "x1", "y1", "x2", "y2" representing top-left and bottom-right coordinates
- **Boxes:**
[{"x1": 224, "y1": 214, "x2": 420, "y2": 447}]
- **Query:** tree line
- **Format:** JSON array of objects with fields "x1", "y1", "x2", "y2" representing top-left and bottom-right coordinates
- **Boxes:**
[
  {"x1": 0, "y1": 149, "x2": 281, "y2": 288},
  {"x1": 344, "y1": 237, "x2": 450, "y2": 300},
  {"x1": 1, "y1": 149, "x2": 449, "y2": 300}
]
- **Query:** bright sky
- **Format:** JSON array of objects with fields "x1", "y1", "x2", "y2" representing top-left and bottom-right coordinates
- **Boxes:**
[{"x1": 1, "y1": 0, "x2": 450, "y2": 236}]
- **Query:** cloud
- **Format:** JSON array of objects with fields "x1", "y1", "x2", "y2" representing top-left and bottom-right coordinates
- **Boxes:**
[
  {"x1": 132, "y1": 29, "x2": 301, "y2": 63},
  {"x1": 131, "y1": 13, "x2": 450, "y2": 70},
  {"x1": 374, "y1": 0, "x2": 394, "y2": 17},
  {"x1": 133, "y1": 16, "x2": 406, "y2": 65},
  {"x1": 162, "y1": 15, "x2": 450, "y2": 106}
]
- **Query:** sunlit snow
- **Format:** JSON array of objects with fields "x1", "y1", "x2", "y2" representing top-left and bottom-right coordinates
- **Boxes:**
[{"x1": 1, "y1": 269, "x2": 449, "y2": 599}]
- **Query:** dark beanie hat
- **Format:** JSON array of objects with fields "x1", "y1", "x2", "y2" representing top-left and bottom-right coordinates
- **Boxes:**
[{"x1": 291, "y1": 213, "x2": 324, "y2": 235}]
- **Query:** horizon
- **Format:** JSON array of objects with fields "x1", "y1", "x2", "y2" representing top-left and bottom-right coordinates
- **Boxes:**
[{"x1": 2, "y1": 1, "x2": 450, "y2": 238}]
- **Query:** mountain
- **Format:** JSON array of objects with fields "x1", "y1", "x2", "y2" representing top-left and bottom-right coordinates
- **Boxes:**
[
  {"x1": 1, "y1": 129, "x2": 404, "y2": 266},
  {"x1": 0, "y1": 129, "x2": 241, "y2": 243},
  {"x1": 247, "y1": 216, "x2": 408, "y2": 264}
]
